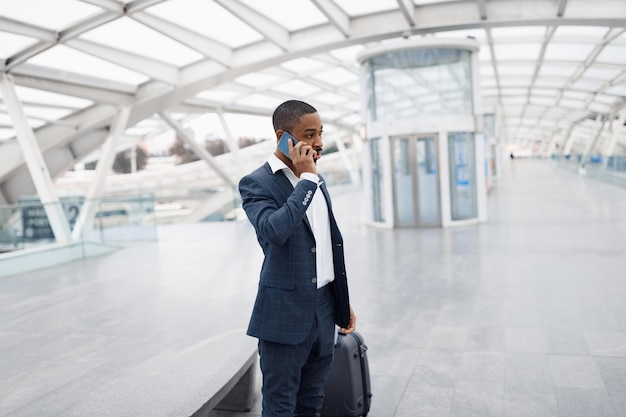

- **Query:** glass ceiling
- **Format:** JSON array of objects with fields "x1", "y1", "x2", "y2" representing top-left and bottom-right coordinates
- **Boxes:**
[{"x1": 0, "y1": 0, "x2": 625, "y2": 201}]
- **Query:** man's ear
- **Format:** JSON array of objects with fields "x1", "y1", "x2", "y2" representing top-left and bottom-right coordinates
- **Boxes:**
[{"x1": 275, "y1": 130, "x2": 284, "y2": 142}]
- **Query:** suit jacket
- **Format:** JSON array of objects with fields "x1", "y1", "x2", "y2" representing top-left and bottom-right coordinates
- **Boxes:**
[{"x1": 238, "y1": 162, "x2": 351, "y2": 345}]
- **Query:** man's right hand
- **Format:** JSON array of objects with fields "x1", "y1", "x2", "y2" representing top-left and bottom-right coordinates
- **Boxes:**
[{"x1": 289, "y1": 139, "x2": 317, "y2": 177}]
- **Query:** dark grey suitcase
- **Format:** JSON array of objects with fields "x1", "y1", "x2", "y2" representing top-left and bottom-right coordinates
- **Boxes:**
[{"x1": 321, "y1": 331, "x2": 372, "y2": 417}]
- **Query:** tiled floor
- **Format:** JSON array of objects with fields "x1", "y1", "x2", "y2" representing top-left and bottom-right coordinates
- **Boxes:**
[{"x1": 2, "y1": 158, "x2": 626, "y2": 417}]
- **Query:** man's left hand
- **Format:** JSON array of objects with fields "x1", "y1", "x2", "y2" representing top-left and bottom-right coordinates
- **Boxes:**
[{"x1": 339, "y1": 307, "x2": 356, "y2": 334}]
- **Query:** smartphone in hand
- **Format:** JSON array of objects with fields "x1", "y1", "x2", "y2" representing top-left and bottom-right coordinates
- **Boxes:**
[{"x1": 278, "y1": 131, "x2": 298, "y2": 160}]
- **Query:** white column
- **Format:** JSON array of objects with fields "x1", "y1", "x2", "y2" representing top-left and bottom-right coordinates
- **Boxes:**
[
  {"x1": 0, "y1": 73, "x2": 73, "y2": 244},
  {"x1": 72, "y1": 105, "x2": 131, "y2": 241},
  {"x1": 475, "y1": 133, "x2": 488, "y2": 223},
  {"x1": 333, "y1": 132, "x2": 360, "y2": 186},
  {"x1": 603, "y1": 109, "x2": 625, "y2": 158},
  {"x1": 579, "y1": 115, "x2": 606, "y2": 172},
  {"x1": 217, "y1": 111, "x2": 242, "y2": 159},
  {"x1": 561, "y1": 123, "x2": 578, "y2": 156}
]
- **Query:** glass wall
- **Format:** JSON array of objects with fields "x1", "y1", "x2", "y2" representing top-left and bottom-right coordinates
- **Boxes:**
[
  {"x1": 448, "y1": 132, "x2": 477, "y2": 220},
  {"x1": 0, "y1": 195, "x2": 157, "y2": 253},
  {"x1": 363, "y1": 48, "x2": 473, "y2": 122},
  {"x1": 392, "y1": 137, "x2": 414, "y2": 225},
  {"x1": 358, "y1": 40, "x2": 485, "y2": 228},
  {"x1": 391, "y1": 136, "x2": 440, "y2": 227},
  {"x1": 416, "y1": 136, "x2": 440, "y2": 225}
]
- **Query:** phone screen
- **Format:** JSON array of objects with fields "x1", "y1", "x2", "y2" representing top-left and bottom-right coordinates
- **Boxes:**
[{"x1": 277, "y1": 131, "x2": 298, "y2": 160}]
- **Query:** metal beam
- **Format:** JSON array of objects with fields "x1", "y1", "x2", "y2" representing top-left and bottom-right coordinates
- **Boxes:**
[
  {"x1": 0, "y1": 73, "x2": 73, "y2": 244},
  {"x1": 78, "y1": 0, "x2": 125, "y2": 12},
  {"x1": 579, "y1": 115, "x2": 606, "y2": 170},
  {"x1": 66, "y1": 38, "x2": 180, "y2": 85},
  {"x1": 556, "y1": 0, "x2": 568, "y2": 17},
  {"x1": 603, "y1": 108, "x2": 626, "y2": 157},
  {"x1": 214, "y1": 0, "x2": 290, "y2": 50},
  {"x1": 396, "y1": 0, "x2": 416, "y2": 27},
  {"x1": 13, "y1": 64, "x2": 137, "y2": 99},
  {"x1": 159, "y1": 112, "x2": 236, "y2": 187},
  {"x1": 311, "y1": 0, "x2": 351, "y2": 36},
  {"x1": 0, "y1": 16, "x2": 55, "y2": 40},
  {"x1": 131, "y1": 12, "x2": 233, "y2": 67},
  {"x1": 72, "y1": 105, "x2": 132, "y2": 241},
  {"x1": 217, "y1": 110, "x2": 243, "y2": 176},
  {"x1": 477, "y1": 0, "x2": 488, "y2": 20}
]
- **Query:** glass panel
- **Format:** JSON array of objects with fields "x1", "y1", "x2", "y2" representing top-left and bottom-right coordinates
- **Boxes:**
[
  {"x1": 147, "y1": 0, "x2": 262, "y2": 48},
  {"x1": 596, "y1": 45, "x2": 626, "y2": 65},
  {"x1": 364, "y1": 48, "x2": 473, "y2": 121},
  {"x1": 1, "y1": 195, "x2": 157, "y2": 251},
  {"x1": 416, "y1": 137, "x2": 440, "y2": 225},
  {"x1": 582, "y1": 66, "x2": 622, "y2": 80},
  {"x1": 239, "y1": 0, "x2": 327, "y2": 30},
  {"x1": 393, "y1": 138, "x2": 415, "y2": 226},
  {"x1": 0, "y1": 32, "x2": 37, "y2": 59},
  {"x1": 448, "y1": 132, "x2": 477, "y2": 220},
  {"x1": 80, "y1": 17, "x2": 202, "y2": 66},
  {"x1": 369, "y1": 138, "x2": 385, "y2": 223},
  {"x1": 0, "y1": 0, "x2": 100, "y2": 30},
  {"x1": 27, "y1": 45, "x2": 149, "y2": 85},
  {"x1": 544, "y1": 44, "x2": 596, "y2": 61},
  {"x1": 334, "y1": 0, "x2": 397, "y2": 16},
  {"x1": 483, "y1": 114, "x2": 495, "y2": 138},
  {"x1": 311, "y1": 68, "x2": 359, "y2": 86},
  {"x1": 490, "y1": 26, "x2": 546, "y2": 38},
  {"x1": 493, "y1": 43, "x2": 541, "y2": 60},
  {"x1": 553, "y1": 26, "x2": 608, "y2": 38}
]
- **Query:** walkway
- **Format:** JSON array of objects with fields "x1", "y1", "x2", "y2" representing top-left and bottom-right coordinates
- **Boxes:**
[
  {"x1": 220, "y1": 158, "x2": 626, "y2": 417},
  {"x1": 2, "y1": 158, "x2": 626, "y2": 417}
]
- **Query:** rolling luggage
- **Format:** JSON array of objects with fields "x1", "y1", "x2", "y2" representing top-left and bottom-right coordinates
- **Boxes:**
[{"x1": 321, "y1": 331, "x2": 372, "y2": 417}]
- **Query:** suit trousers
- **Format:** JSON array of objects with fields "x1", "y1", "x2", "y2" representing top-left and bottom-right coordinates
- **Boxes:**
[{"x1": 258, "y1": 284, "x2": 336, "y2": 417}]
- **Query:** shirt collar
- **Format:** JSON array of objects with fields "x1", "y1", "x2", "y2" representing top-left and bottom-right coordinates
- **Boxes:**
[
  {"x1": 268, "y1": 153, "x2": 301, "y2": 186},
  {"x1": 268, "y1": 152, "x2": 289, "y2": 175}
]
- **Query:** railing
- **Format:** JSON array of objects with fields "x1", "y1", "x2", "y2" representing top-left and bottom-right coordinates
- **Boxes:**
[
  {"x1": 553, "y1": 154, "x2": 626, "y2": 188},
  {"x1": 0, "y1": 194, "x2": 157, "y2": 254}
]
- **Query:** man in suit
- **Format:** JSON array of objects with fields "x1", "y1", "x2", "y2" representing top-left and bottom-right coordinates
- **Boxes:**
[{"x1": 239, "y1": 99, "x2": 356, "y2": 417}]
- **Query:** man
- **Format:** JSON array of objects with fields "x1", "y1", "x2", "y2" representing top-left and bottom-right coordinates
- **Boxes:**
[{"x1": 238, "y1": 100, "x2": 356, "y2": 417}]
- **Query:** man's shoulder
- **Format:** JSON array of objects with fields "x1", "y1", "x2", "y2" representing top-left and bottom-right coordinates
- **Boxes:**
[{"x1": 242, "y1": 162, "x2": 270, "y2": 180}]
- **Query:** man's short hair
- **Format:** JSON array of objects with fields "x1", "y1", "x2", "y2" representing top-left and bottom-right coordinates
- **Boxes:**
[{"x1": 272, "y1": 100, "x2": 317, "y2": 133}]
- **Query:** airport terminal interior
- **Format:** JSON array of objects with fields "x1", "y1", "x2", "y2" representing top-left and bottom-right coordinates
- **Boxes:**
[{"x1": 1, "y1": 0, "x2": 626, "y2": 416}]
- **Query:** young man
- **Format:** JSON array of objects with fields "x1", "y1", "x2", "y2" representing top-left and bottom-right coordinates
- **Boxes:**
[{"x1": 238, "y1": 100, "x2": 356, "y2": 417}]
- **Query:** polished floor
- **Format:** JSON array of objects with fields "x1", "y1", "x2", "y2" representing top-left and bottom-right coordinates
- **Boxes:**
[
  {"x1": 220, "y1": 158, "x2": 626, "y2": 417},
  {"x1": 2, "y1": 158, "x2": 626, "y2": 417}
]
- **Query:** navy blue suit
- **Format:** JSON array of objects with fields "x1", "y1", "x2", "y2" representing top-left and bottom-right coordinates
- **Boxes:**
[{"x1": 239, "y1": 161, "x2": 351, "y2": 416}]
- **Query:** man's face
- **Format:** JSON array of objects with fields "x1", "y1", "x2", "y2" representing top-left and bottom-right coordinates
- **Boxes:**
[{"x1": 291, "y1": 112, "x2": 324, "y2": 163}]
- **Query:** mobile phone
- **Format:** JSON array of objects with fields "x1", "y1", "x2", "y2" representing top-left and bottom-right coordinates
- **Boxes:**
[{"x1": 277, "y1": 131, "x2": 298, "y2": 160}]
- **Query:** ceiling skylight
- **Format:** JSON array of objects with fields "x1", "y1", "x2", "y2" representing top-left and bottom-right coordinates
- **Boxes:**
[{"x1": 80, "y1": 17, "x2": 203, "y2": 66}]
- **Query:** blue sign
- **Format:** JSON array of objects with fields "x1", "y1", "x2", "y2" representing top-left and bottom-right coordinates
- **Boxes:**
[{"x1": 20, "y1": 196, "x2": 83, "y2": 241}]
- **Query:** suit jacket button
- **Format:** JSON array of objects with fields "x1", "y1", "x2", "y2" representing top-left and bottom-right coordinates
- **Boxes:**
[
  {"x1": 312, "y1": 277, "x2": 317, "y2": 283},
  {"x1": 311, "y1": 247, "x2": 316, "y2": 253}
]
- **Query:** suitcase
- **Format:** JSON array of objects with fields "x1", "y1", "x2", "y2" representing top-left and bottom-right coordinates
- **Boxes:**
[{"x1": 321, "y1": 331, "x2": 372, "y2": 417}]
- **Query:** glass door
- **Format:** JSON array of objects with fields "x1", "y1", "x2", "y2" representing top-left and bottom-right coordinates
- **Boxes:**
[
  {"x1": 392, "y1": 137, "x2": 414, "y2": 226},
  {"x1": 391, "y1": 135, "x2": 440, "y2": 227},
  {"x1": 416, "y1": 136, "x2": 440, "y2": 226}
]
